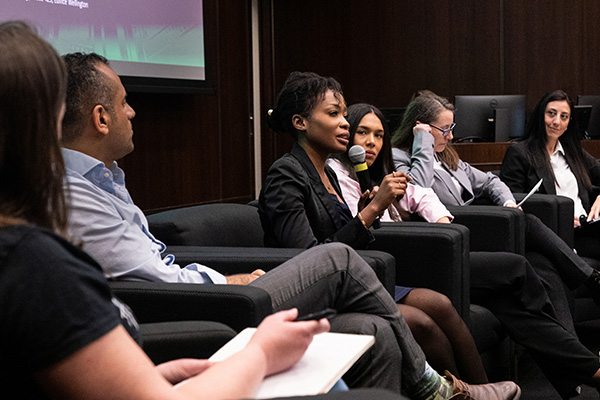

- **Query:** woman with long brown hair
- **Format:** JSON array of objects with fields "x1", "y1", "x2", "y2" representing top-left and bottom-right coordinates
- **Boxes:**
[
  {"x1": 0, "y1": 21, "x2": 335, "y2": 400},
  {"x1": 391, "y1": 90, "x2": 600, "y2": 399}
]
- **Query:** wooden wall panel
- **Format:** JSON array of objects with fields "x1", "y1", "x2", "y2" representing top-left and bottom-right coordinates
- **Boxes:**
[
  {"x1": 268, "y1": 0, "x2": 502, "y2": 107},
  {"x1": 581, "y1": 0, "x2": 600, "y2": 95},
  {"x1": 112, "y1": 0, "x2": 600, "y2": 212},
  {"x1": 503, "y1": 0, "x2": 586, "y2": 111},
  {"x1": 261, "y1": 0, "x2": 503, "y2": 172},
  {"x1": 214, "y1": 1, "x2": 255, "y2": 202},
  {"x1": 259, "y1": 0, "x2": 600, "y2": 176}
]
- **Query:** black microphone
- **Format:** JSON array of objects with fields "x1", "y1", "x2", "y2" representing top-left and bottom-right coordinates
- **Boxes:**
[
  {"x1": 348, "y1": 145, "x2": 372, "y2": 194},
  {"x1": 348, "y1": 145, "x2": 380, "y2": 229}
]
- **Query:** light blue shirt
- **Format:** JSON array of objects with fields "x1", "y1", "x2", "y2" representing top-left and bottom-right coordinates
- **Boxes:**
[{"x1": 62, "y1": 148, "x2": 226, "y2": 284}]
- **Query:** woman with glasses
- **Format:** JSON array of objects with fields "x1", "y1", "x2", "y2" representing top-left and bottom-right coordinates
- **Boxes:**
[
  {"x1": 500, "y1": 90, "x2": 600, "y2": 264},
  {"x1": 390, "y1": 89, "x2": 600, "y2": 349},
  {"x1": 259, "y1": 72, "x2": 526, "y2": 400},
  {"x1": 326, "y1": 103, "x2": 489, "y2": 384},
  {"x1": 0, "y1": 22, "x2": 397, "y2": 400},
  {"x1": 391, "y1": 91, "x2": 515, "y2": 207},
  {"x1": 328, "y1": 100, "x2": 600, "y2": 399}
]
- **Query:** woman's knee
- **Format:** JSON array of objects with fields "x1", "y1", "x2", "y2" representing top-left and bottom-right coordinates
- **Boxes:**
[
  {"x1": 403, "y1": 288, "x2": 455, "y2": 319},
  {"x1": 399, "y1": 304, "x2": 438, "y2": 338}
]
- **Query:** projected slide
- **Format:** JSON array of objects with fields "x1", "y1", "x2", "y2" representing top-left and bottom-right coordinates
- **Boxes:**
[{"x1": 1, "y1": 0, "x2": 205, "y2": 80}]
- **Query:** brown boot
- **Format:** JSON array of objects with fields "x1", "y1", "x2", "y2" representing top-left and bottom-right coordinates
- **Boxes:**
[{"x1": 444, "y1": 371, "x2": 521, "y2": 400}]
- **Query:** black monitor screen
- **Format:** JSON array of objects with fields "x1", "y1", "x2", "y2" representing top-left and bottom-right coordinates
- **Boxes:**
[
  {"x1": 0, "y1": 0, "x2": 207, "y2": 93},
  {"x1": 572, "y1": 105, "x2": 593, "y2": 139},
  {"x1": 577, "y1": 95, "x2": 600, "y2": 139},
  {"x1": 453, "y1": 95, "x2": 526, "y2": 143}
]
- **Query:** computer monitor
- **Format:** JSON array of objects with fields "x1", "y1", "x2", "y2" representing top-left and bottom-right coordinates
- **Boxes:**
[
  {"x1": 453, "y1": 95, "x2": 527, "y2": 143},
  {"x1": 577, "y1": 95, "x2": 600, "y2": 139},
  {"x1": 572, "y1": 105, "x2": 593, "y2": 139},
  {"x1": 379, "y1": 107, "x2": 406, "y2": 134}
]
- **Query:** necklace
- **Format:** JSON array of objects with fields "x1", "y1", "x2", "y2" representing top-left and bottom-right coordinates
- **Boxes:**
[{"x1": 319, "y1": 172, "x2": 334, "y2": 192}]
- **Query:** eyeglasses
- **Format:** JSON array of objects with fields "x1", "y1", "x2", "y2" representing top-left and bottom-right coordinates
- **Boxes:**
[{"x1": 429, "y1": 122, "x2": 456, "y2": 137}]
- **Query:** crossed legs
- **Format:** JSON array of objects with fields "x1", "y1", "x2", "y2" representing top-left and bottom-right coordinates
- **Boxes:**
[
  {"x1": 399, "y1": 289, "x2": 488, "y2": 384},
  {"x1": 250, "y1": 243, "x2": 427, "y2": 392}
]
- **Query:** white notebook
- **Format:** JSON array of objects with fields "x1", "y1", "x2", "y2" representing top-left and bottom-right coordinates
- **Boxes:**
[{"x1": 208, "y1": 328, "x2": 375, "y2": 399}]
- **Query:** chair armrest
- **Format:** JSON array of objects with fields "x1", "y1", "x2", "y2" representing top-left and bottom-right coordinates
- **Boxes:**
[
  {"x1": 369, "y1": 222, "x2": 471, "y2": 321},
  {"x1": 446, "y1": 205, "x2": 526, "y2": 254},
  {"x1": 354, "y1": 250, "x2": 396, "y2": 297},
  {"x1": 164, "y1": 246, "x2": 397, "y2": 297},
  {"x1": 109, "y1": 281, "x2": 272, "y2": 332},
  {"x1": 140, "y1": 320, "x2": 236, "y2": 364},
  {"x1": 513, "y1": 193, "x2": 575, "y2": 247},
  {"x1": 164, "y1": 246, "x2": 306, "y2": 275},
  {"x1": 147, "y1": 203, "x2": 264, "y2": 247}
]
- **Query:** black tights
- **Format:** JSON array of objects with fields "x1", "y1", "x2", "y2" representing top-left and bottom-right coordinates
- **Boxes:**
[{"x1": 398, "y1": 288, "x2": 488, "y2": 384}]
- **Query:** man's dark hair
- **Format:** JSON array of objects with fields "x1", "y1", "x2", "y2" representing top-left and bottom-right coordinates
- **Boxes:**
[{"x1": 61, "y1": 52, "x2": 114, "y2": 144}]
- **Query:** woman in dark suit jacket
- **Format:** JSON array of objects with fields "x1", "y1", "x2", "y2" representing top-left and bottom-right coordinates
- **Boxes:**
[
  {"x1": 387, "y1": 90, "x2": 600, "y2": 397},
  {"x1": 392, "y1": 90, "x2": 600, "y2": 306},
  {"x1": 258, "y1": 71, "x2": 496, "y2": 385},
  {"x1": 258, "y1": 73, "x2": 600, "y2": 398},
  {"x1": 501, "y1": 90, "x2": 600, "y2": 262},
  {"x1": 258, "y1": 76, "x2": 406, "y2": 249}
]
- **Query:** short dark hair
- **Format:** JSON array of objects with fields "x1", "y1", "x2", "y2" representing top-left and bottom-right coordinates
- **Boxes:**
[
  {"x1": 0, "y1": 21, "x2": 68, "y2": 233},
  {"x1": 267, "y1": 71, "x2": 343, "y2": 140},
  {"x1": 61, "y1": 52, "x2": 114, "y2": 144}
]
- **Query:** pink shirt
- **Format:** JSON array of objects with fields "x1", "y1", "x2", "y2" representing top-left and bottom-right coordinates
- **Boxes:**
[{"x1": 327, "y1": 158, "x2": 453, "y2": 223}]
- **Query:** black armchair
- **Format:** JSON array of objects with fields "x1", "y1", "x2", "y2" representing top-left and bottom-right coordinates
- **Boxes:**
[
  {"x1": 138, "y1": 321, "x2": 407, "y2": 400},
  {"x1": 148, "y1": 203, "x2": 397, "y2": 298},
  {"x1": 445, "y1": 205, "x2": 526, "y2": 255},
  {"x1": 139, "y1": 320, "x2": 236, "y2": 364},
  {"x1": 146, "y1": 202, "x2": 511, "y2": 380},
  {"x1": 147, "y1": 203, "x2": 466, "y2": 319},
  {"x1": 110, "y1": 280, "x2": 272, "y2": 332},
  {"x1": 372, "y1": 222, "x2": 470, "y2": 319},
  {"x1": 449, "y1": 194, "x2": 600, "y2": 341},
  {"x1": 513, "y1": 193, "x2": 575, "y2": 247}
]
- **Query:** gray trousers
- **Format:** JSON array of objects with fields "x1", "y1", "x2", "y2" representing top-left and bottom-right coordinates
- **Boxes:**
[{"x1": 251, "y1": 243, "x2": 426, "y2": 393}]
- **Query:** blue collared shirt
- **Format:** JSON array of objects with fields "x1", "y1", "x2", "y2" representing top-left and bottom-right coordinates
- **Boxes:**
[{"x1": 62, "y1": 148, "x2": 226, "y2": 284}]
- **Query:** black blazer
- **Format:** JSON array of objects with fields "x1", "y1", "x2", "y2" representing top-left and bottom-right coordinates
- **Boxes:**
[
  {"x1": 500, "y1": 141, "x2": 600, "y2": 212},
  {"x1": 258, "y1": 144, "x2": 374, "y2": 249}
]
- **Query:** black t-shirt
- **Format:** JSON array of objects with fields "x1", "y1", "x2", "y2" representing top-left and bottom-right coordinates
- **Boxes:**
[{"x1": 0, "y1": 224, "x2": 139, "y2": 399}]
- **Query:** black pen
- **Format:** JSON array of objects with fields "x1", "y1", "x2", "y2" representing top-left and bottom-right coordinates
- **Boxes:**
[{"x1": 295, "y1": 308, "x2": 337, "y2": 321}]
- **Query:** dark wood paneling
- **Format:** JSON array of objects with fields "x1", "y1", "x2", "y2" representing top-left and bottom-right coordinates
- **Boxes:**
[
  {"x1": 503, "y1": 0, "x2": 586, "y2": 112},
  {"x1": 261, "y1": 0, "x2": 503, "y2": 171},
  {"x1": 582, "y1": 0, "x2": 600, "y2": 94},
  {"x1": 269, "y1": 0, "x2": 502, "y2": 107},
  {"x1": 259, "y1": 0, "x2": 600, "y2": 177},
  {"x1": 453, "y1": 142, "x2": 511, "y2": 172},
  {"x1": 114, "y1": 0, "x2": 600, "y2": 212},
  {"x1": 118, "y1": 0, "x2": 254, "y2": 212}
]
